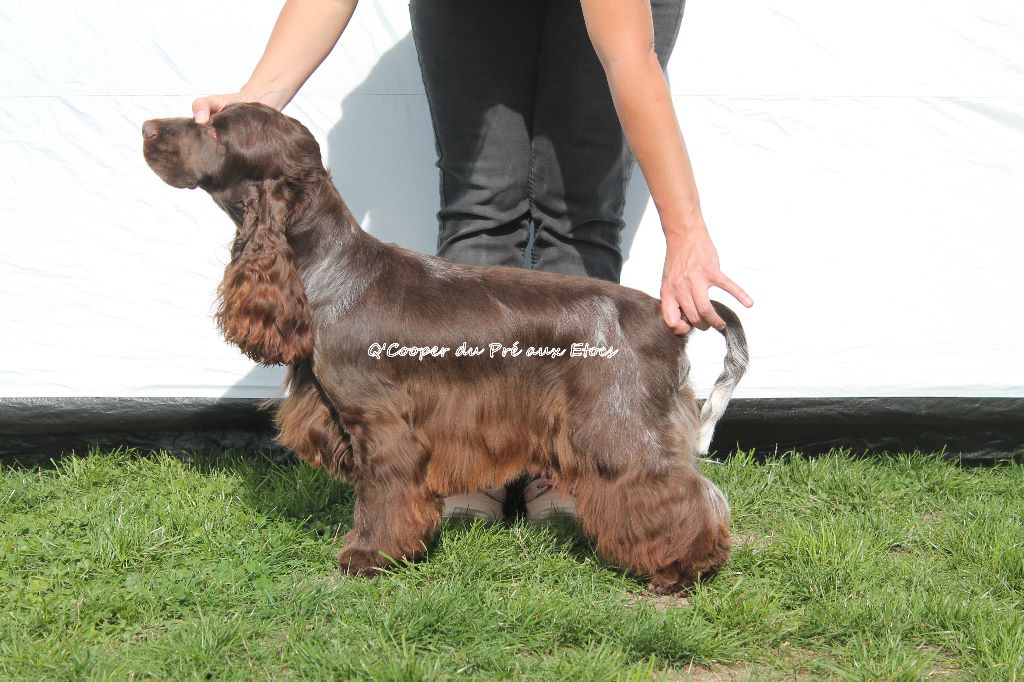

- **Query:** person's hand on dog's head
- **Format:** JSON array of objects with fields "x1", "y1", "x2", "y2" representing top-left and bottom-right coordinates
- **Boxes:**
[
  {"x1": 192, "y1": 86, "x2": 289, "y2": 125},
  {"x1": 192, "y1": 92, "x2": 249, "y2": 125}
]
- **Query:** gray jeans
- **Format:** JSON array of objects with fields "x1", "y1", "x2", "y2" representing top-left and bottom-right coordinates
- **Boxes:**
[{"x1": 410, "y1": 0, "x2": 685, "y2": 284}]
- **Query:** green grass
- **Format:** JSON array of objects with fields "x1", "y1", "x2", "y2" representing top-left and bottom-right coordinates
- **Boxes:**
[{"x1": 1, "y1": 449, "x2": 1022, "y2": 680}]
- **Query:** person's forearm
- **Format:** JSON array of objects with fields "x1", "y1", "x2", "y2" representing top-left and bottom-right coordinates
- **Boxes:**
[
  {"x1": 581, "y1": 0, "x2": 751, "y2": 332},
  {"x1": 604, "y1": 56, "x2": 705, "y2": 241},
  {"x1": 579, "y1": 0, "x2": 705, "y2": 242},
  {"x1": 243, "y1": 0, "x2": 359, "y2": 109}
]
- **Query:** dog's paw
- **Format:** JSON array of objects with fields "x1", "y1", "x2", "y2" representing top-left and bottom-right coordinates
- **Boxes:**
[
  {"x1": 646, "y1": 540, "x2": 730, "y2": 595},
  {"x1": 646, "y1": 572, "x2": 694, "y2": 595},
  {"x1": 337, "y1": 546, "x2": 391, "y2": 577}
]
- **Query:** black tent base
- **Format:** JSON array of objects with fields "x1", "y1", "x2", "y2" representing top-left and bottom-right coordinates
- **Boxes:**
[{"x1": 1, "y1": 397, "x2": 1021, "y2": 465}]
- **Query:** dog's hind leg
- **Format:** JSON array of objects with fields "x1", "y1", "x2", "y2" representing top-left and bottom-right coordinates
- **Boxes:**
[
  {"x1": 337, "y1": 418, "x2": 443, "y2": 576},
  {"x1": 572, "y1": 462, "x2": 731, "y2": 594}
]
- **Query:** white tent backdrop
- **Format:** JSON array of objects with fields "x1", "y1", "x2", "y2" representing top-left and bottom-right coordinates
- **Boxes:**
[{"x1": 1, "y1": 0, "x2": 1022, "y2": 401}]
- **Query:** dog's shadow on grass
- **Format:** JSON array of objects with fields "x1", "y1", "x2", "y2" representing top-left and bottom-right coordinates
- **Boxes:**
[
  {"x1": 180, "y1": 450, "x2": 355, "y2": 542},
  {"x1": 181, "y1": 450, "x2": 605, "y2": 575}
]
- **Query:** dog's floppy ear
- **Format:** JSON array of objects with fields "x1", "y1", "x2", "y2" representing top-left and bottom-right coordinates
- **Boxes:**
[{"x1": 216, "y1": 180, "x2": 313, "y2": 365}]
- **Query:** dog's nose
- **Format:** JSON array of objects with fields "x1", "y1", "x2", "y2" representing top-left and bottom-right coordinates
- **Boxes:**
[{"x1": 142, "y1": 121, "x2": 159, "y2": 140}]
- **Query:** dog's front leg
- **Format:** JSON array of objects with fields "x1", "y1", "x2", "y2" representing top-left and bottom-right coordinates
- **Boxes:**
[{"x1": 337, "y1": 421, "x2": 442, "y2": 576}]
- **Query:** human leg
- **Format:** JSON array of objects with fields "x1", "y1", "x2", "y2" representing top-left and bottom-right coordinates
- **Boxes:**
[{"x1": 409, "y1": 0, "x2": 544, "y2": 268}]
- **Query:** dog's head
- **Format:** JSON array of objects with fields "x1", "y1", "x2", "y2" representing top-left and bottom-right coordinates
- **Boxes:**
[
  {"x1": 142, "y1": 102, "x2": 324, "y2": 193},
  {"x1": 142, "y1": 103, "x2": 326, "y2": 365}
]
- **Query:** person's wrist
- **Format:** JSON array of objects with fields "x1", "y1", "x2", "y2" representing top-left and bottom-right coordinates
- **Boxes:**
[
  {"x1": 662, "y1": 212, "x2": 709, "y2": 245},
  {"x1": 240, "y1": 81, "x2": 291, "y2": 111}
]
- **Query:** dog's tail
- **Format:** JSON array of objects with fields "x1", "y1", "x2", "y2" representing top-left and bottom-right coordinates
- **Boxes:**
[{"x1": 695, "y1": 301, "x2": 749, "y2": 456}]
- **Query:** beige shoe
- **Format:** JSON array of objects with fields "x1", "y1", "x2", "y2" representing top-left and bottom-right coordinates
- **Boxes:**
[
  {"x1": 523, "y1": 478, "x2": 577, "y2": 524},
  {"x1": 442, "y1": 487, "x2": 506, "y2": 524}
]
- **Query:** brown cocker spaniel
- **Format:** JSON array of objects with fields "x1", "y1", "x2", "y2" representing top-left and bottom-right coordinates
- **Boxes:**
[{"x1": 142, "y1": 103, "x2": 749, "y2": 594}]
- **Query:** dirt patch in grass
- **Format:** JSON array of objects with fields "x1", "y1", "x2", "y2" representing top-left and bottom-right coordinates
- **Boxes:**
[
  {"x1": 732, "y1": 531, "x2": 774, "y2": 549},
  {"x1": 660, "y1": 662, "x2": 794, "y2": 681},
  {"x1": 626, "y1": 592, "x2": 691, "y2": 612}
]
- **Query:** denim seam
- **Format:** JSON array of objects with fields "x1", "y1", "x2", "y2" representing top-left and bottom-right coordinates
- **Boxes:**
[
  {"x1": 526, "y1": 137, "x2": 540, "y2": 270},
  {"x1": 525, "y1": 4, "x2": 550, "y2": 271}
]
